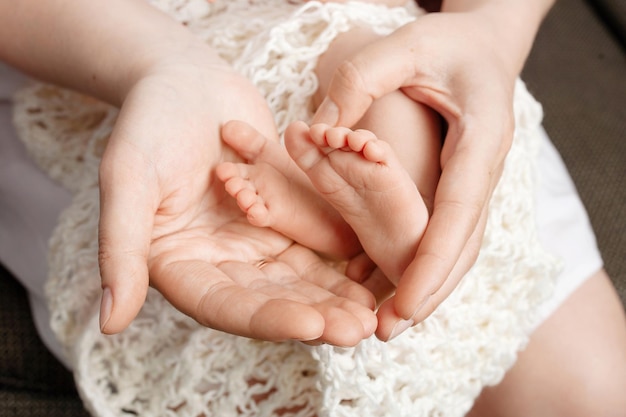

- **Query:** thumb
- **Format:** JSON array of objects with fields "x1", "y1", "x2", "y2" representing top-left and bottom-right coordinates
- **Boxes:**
[
  {"x1": 312, "y1": 31, "x2": 414, "y2": 127},
  {"x1": 97, "y1": 151, "x2": 156, "y2": 334}
]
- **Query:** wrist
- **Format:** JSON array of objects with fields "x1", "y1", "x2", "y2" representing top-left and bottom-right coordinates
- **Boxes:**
[
  {"x1": 96, "y1": 6, "x2": 229, "y2": 107},
  {"x1": 441, "y1": 0, "x2": 554, "y2": 75},
  {"x1": 0, "y1": 0, "x2": 227, "y2": 108},
  {"x1": 119, "y1": 35, "x2": 229, "y2": 106}
]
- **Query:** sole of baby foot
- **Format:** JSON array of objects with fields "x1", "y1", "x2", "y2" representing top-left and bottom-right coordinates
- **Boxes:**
[{"x1": 285, "y1": 121, "x2": 429, "y2": 282}]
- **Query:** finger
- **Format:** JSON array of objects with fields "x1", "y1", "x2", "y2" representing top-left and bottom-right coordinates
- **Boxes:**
[
  {"x1": 281, "y1": 244, "x2": 376, "y2": 310},
  {"x1": 377, "y1": 110, "x2": 508, "y2": 336},
  {"x1": 97, "y1": 145, "x2": 157, "y2": 334},
  {"x1": 360, "y1": 267, "x2": 396, "y2": 307},
  {"x1": 345, "y1": 251, "x2": 377, "y2": 283},
  {"x1": 410, "y1": 203, "x2": 487, "y2": 323},
  {"x1": 278, "y1": 245, "x2": 378, "y2": 344},
  {"x1": 375, "y1": 298, "x2": 408, "y2": 341},
  {"x1": 221, "y1": 120, "x2": 280, "y2": 162},
  {"x1": 375, "y1": 204, "x2": 487, "y2": 341},
  {"x1": 312, "y1": 30, "x2": 417, "y2": 127},
  {"x1": 391, "y1": 76, "x2": 513, "y2": 319},
  {"x1": 393, "y1": 131, "x2": 500, "y2": 321},
  {"x1": 151, "y1": 258, "x2": 327, "y2": 342},
  {"x1": 309, "y1": 300, "x2": 375, "y2": 347}
]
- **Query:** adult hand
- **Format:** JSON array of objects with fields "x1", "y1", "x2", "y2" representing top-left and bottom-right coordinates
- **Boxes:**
[
  {"x1": 313, "y1": 6, "x2": 546, "y2": 340},
  {"x1": 97, "y1": 43, "x2": 376, "y2": 347}
]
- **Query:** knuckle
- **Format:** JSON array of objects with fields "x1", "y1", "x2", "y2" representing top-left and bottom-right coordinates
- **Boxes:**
[
  {"x1": 97, "y1": 234, "x2": 114, "y2": 268},
  {"x1": 334, "y1": 59, "x2": 369, "y2": 97},
  {"x1": 439, "y1": 198, "x2": 483, "y2": 226}
]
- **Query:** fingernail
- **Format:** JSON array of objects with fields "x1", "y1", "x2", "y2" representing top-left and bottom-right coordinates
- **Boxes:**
[
  {"x1": 388, "y1": 318, "x2": 414, "y2": 341},
  {"x1": 410, "y1": 295, "x2": 430, "y2": 320},
  {"x1": 99, "y1": 287, "x2": 112, "y2": 332},
  {"x1": 314, "y1": 97, "x2": 339, "y2": 125}
]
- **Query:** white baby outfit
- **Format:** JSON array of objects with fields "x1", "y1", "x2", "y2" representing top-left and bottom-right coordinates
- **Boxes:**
[{"x1": 2, "y1": 0, "x2": 603, "y2": 416}]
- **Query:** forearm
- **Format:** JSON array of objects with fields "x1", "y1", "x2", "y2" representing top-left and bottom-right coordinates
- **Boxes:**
[
  {"x1": 0, "y1": 0, "x2": 217, "y2": 106},
  {"x1": 441, "y1": 0, "x2": 555, "y2": 75}
]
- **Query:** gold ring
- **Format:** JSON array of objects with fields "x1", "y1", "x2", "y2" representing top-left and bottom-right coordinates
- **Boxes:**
[{"x1": 255, "y1": 259, "x2": 269, "y2": 269}]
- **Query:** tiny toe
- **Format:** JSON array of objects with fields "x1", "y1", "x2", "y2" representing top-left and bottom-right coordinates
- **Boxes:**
[
  {"x1": 216, "y1": 162, "x2": 239, "y2": 182},
  {"x1": 285, "y1": 121, "x2": 325, "y2": 171},
  {"x1": 346, "y1": 130, "x2": 375, "y2": 153},
  {"x1": 246, "y1": 203, "x2": 271, "y2": 226},
  {"x1": 224, "y1": 176, "x2": 251, "y2": 199},
  {"x1": 324, "y1": 126, "x2": 352, "y2": 149},
  {"x1": 362, "y1": 140, "x2": 387, "y2": 163},
  {"x1": 309, "y1": 123, "x2": 330, "y2": 146},
  {"x1": 235, "y1": 188, "x2": 261, "y2": 211},
  {"x1": 222, "y1": 120, "x2": 269, "y2": 162}
]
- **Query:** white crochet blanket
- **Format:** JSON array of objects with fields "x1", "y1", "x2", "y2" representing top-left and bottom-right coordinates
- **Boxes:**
[{"x1": 12, "y1": 1, "x2": 560, "y2": 416}]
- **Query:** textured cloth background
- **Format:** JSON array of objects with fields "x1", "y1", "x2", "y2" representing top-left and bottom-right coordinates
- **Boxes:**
[{"x1": 1, "y1": 0, "x2": 624, "y2": 415}]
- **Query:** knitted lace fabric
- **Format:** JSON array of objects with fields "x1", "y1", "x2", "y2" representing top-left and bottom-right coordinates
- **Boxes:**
[{"x1": 12, "y1": 1, "x2": 560, "y2": 416}]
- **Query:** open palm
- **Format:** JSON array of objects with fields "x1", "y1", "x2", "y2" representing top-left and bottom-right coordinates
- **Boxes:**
[
  {"x1": 97, "y1": 53, "x2": 376, "y2": 346},
  {"x1": 148, "y1": 178, "x2": 377, "y2": 346}
]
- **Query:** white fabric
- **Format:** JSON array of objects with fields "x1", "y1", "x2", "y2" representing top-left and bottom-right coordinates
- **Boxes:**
[
  {"x1": 533, "y1": 129, "x2": 603, "y2": 322},
  {"x1": 0, "y1": 0, "x2": 603, "y2": 415}
]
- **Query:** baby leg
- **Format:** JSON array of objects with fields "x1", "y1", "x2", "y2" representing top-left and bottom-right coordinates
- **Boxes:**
[
  {"x1": 305, "y1": 27, "x2": 442, "y2": 283},
  {"x1": 284, "y1": 121, "x2": 429, "y2": 283},
  {"x1": 216, "y1": 120, "x2": 361, "y2": 259},
  {"x1": 315, "y1": 26, "x2": 442, "y2": 211}
]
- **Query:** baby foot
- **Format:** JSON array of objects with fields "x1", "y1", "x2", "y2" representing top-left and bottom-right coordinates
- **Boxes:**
[
  {"x1": 284, "y1": 121, "x2": 429, "y2": 283},
  {"x1": 216, "y1": 120, "x2": 361, "y2": 259}
]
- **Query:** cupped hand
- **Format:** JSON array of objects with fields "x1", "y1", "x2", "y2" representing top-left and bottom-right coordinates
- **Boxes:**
[
  {"x1": 97, "y1": 45, "x2": 376, "y2": 346},
  {"x1": 313, "y1": 10, "x2": 520, "y2": 340}
]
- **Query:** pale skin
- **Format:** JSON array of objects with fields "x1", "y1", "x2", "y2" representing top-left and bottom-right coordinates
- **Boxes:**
[
  {"x1": 2, "y1": 0, "x2": 625, "y2": 415},
  {"x1": 312, "y1": 0, "x2": 552, "y2": 330},
  {"x1": 218, "y1": 120, "x2": 430, "y2": 288},
  {"x1": 216, "y1": 27, "x2": 442, "y2": 328},
  {"x1": 223, "y1": 51, "x2": 626, "y2": 417},
  {"x1": 0, "y1": 0, "x2": 378, "y2": 347},
  {"x1": 306, "y1": 0, "x2": 626, "y2": 415}
]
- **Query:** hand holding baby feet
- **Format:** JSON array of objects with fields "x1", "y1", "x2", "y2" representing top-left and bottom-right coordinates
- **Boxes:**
[
  {"x1": 217, "y1": 120, "x2": 362, "y2": 259},
  {"x1": 285, "y1": 121, "x2": 430, "y2": 284}
]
